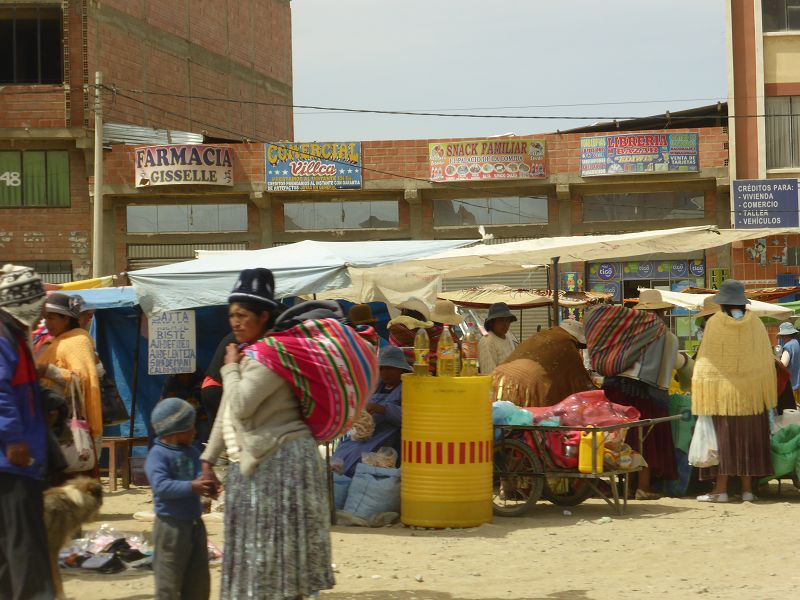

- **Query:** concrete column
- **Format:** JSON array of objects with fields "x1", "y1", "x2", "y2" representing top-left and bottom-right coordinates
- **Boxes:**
[{"x1": 255, "y1": 194, "x2": 274, "y2": 248}]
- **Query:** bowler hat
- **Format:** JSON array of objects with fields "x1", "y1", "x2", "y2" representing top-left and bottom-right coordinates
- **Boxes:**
[
  {"x1": 485, "y1": 302, "x2": 517, "y2": 331},
  {"x1": 349, "y1": 303, "x2": 377, "y2": 325},
  {"x1": 379, "y1": 345, "x2": 413, "y2": 372},
  {"x1": 228, "y1": 268, "x2": 279, "y2": 310},
  {"x1": 710, "y1": 280, "x2": 750, "y2": 307}
]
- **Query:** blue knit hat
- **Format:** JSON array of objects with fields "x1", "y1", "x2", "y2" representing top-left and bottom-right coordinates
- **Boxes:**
[{"x1": 151, "y1": 397, "x2": 196, "y2": 437}]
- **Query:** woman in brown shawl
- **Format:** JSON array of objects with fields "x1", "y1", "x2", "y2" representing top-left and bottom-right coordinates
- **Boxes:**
[{"x1": 492, "y1": 319, "x2": 594, "y2": 407}]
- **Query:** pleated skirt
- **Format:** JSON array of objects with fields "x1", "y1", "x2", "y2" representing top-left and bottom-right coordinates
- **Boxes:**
[
  {"x1": 221, "y1": 435, "x2": 335, "y2": 600},
  {"x1": 699, "y1": 413, "x2": 772, "y2": 479}
]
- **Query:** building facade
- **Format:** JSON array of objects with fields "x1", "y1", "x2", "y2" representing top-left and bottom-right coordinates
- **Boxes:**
[
  {"x1": 727, "y1": 0, "x2": 800, "y2": 287},
  {"x1": 0, "y1": 0, "x2": 293, "y2": 281}
]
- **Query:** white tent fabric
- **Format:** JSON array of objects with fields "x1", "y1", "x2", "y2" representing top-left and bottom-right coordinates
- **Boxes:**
[
  {"x1": 128, "y1": 239, "x2": 474, "y2": 314},
  {"x1": 658, "y1": 289, "x2": 793, "y2": 319},
  {"x1": 361, "y1": 226, "x2": 800, "y2": 277}
]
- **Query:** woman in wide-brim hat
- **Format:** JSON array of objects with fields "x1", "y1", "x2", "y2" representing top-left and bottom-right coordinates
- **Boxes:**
[
  {"x1": 201, "y1": 268, "x2": 335, "y2": 599},
  {"x1": 479, "y1": 302, "x2": 518, "y2": 374},
  {"x1": 692, "y1": 279, "x2": 776, "y2": 503}
]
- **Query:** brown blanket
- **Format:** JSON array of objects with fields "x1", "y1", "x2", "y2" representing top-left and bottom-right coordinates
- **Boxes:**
[{"x1": 492, "y1": 327, "x2": 594, "y2": 407}]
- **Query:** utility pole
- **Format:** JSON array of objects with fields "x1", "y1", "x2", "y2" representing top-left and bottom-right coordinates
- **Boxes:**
[{"x1": 92, "y1": 71, "x2": 104, "y2": 278}]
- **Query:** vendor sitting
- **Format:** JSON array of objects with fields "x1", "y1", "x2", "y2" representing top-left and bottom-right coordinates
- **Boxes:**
[{"x1": 332, "y1": 345, "x2": 410, "y2": 477}]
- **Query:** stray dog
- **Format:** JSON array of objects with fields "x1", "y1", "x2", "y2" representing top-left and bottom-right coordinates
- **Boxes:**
[{"x1": 43, "y1": 477, "x2": 103, "y2": 599}]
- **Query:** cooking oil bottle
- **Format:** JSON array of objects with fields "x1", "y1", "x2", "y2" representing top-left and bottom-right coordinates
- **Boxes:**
[
  {"x1": 437, "y1": 327, "x2": 458, "y2": 377},
  {"x1": 413, "y1": 327, "x2": 430, "y2": 376},
  {"x1": 460, "y1": 325, "x2": 479, "y2": 376}
]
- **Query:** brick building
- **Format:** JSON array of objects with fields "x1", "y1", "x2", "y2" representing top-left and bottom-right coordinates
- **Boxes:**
[
  {"x1": 102, "y1": 107, "x2": 729, "y2": 343},
  {"x1": 727, "y1": 0, "x2": 800, "y2": 286},
  {"x1": 0, "y1": 0, "x2": 293, "y2": 281}
]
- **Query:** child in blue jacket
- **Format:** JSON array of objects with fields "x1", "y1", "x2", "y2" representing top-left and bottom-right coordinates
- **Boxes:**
[{"x1": 145, "y1": 397, "x2": 216, "y2": 599}]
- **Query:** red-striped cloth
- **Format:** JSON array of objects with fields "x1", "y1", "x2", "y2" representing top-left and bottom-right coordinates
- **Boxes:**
[
  {"x1": 244, "y1": 318, "x2": 379, "y2": 443},
  {"x1": 585, "y1": 305, "x2": 665, "y2": 377}
]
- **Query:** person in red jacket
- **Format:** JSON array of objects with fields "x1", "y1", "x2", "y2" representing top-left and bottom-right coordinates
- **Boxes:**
[{"x1": 0, "y1": 264, "x2": 55, "y2": 600}]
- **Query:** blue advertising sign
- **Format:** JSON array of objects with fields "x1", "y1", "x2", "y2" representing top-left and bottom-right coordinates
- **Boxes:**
[
  {"x1": 580, "y1": 133, "x2": 699, "y2": 176},
  {"x1": 732, "y1": 179, "x2": 799, "y2": 228},
  {"x1": 670, "y1": 261, "x2": 688, "y2": 278},
  {"x1": 266, "y1": 142, "x2": 362, "y2": 192},
  {"x1": 597, "y1": 262, "x2": 616, "y2": 281}
]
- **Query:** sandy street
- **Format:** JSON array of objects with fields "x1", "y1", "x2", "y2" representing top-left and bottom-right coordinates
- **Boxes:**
[{"x1": 64, "y1": 480, "x2": 800, "y2": 600}]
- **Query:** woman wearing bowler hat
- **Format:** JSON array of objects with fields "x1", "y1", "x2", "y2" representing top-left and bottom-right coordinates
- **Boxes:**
[
  {"x1": 478, "y1": 302, "x2": 518, "y2": 374},
  {"x1": 692, "y1": 280, "x2": 776, "y2": 503}
]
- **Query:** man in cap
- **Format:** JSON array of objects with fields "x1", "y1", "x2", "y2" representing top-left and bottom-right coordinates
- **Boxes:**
[
  {"x1": 478, "y1": 302, "x2": 518, "y2": 374},
  {"x1": 0, "y1": 265, "x2": 55, "y2": 599}
]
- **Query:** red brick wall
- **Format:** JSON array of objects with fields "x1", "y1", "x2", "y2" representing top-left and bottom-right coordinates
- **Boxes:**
[
  {"x1": 733, "y1": 235, "x2": 800, "y2": 287},
  {"x1": 0, "y1": 149, "x2": 92, "y2": 279},
  {"x1": 0, "y1": 87, "x2": 68, "y2": 129},
  {"x1": 91, "y1": 0, "x2": 293, "y2": 141}
]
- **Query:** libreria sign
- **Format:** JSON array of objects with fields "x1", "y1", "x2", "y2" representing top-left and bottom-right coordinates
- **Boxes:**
[{"x1": 134, "y1": 145, "x2": 234, "y2": 187}]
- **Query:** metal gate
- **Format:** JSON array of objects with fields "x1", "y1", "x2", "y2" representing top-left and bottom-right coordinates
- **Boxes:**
[{"x1": 126, "y1": 242, "x2": 248, "y2": 271}]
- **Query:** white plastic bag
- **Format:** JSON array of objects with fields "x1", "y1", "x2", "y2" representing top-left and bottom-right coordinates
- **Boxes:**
[{"x1": 688, "y1": 415, "x2": 719, "y2": 468}]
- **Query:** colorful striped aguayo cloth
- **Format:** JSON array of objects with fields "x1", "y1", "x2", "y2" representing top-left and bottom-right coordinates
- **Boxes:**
[
  {"x1": 244, "y1": 318, "x2": 379, "y2": 443},
  {"x1": 585, "y1": 304, "x2": 666, "y2": 377}
]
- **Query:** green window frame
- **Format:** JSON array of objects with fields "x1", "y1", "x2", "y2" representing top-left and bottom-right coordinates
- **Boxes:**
[{"x1": 0, "y1": 150, "x2": 70, "y2": 207}]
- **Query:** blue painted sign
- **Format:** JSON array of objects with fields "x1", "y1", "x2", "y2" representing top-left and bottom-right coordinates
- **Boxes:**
[
  {"x1": 733, "y1": 179, "x2": 799, "y2": 228},
  {"x1": 580, "y1": 133, "x2": 699, "y2": 176},
  {"x1": 597, "y1": 262, "x2": 616, "y2": 281},
  {"x1": 266, "y1": 142, "x2": 362, "y2": 192},
  {"x1": 670, "y1": 261, "x2": 688, "y2": 278}
]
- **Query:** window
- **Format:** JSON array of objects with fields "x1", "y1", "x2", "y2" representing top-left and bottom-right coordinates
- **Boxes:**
[
  {"x1": 0, "y1": 150, "x2": 69, "y2": 207},
  {"x1": 0, "y1": 6, "x2": 63, "y2": 84},
  {"x1": 434, "y1": 196, "x2": 548, "y2": 227},
  {"x1": 766, "y1": 96, "x2": 800, "y2": 169},
  {"x1": 763, "y1": 0, "x2": 800, "y2": 32},
  {"x1": 582, "y1": 192, "x2": 705, "y2": 222},
  {"x1": 126, "y1": 204, "x2": 248, "y2": 233},
  {"x1": 283, "y1": 200, "x2": 399, "y2": 231},
  {"x1": 15, "y1": 260, "x2": 72, "y2": 284}
]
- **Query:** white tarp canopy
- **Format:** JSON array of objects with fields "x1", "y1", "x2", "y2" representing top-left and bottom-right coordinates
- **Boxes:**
[
  {"x1": 657, "y1": 289, "x2": 793, "y2": 319},
  {"x1": 128, "y1": 239, "x2": 475, "y2": 314},
  {"x1": 355, "y1": 226, "x2": 800, "y2": 278}
]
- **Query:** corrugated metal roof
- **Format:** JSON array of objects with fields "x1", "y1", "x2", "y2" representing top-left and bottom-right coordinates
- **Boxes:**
[{"x1": 104, "y1": 122, "x2": 203, "y2": 146}]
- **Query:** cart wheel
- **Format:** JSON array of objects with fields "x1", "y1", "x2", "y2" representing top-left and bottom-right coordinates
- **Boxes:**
[
  {"x1": 543, "y1": 477, "x2": 593, "y2": 507},
  {"x1": 492, "y1": 438, "x2": 544, "y2": 517}
]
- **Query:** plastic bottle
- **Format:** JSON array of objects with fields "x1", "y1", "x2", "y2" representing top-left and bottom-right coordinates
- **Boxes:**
[
  {"x1": 436, "y1": 326, "x2": 458, "y2": 377},
  {"x1": 460, "y1": 325, "x2": 479, "y2": 376},
  {"x1": 412, "y1": 327, "x2": 430, "y2": 376},
  {"x1": 578, "y1": 426, "x2": 605, "y2": 474}
]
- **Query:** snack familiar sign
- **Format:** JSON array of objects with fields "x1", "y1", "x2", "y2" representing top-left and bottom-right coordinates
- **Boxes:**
[
  {"x1": 266, "y1": 142, "x2": 362, "y2": 191},
  {"x1": 428, "y1": 138, "x2": 546, "y2": 182},
  {"x1": 134, "y1": 145, "x2": 233, "y2": 187},
  {"x1": 580, "y1": 133, "x2": 699, "y2": 176}
]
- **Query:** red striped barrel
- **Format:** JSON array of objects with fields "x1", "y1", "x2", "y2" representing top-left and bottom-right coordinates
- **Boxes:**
[{"x1": 400, "y1": 374, "x2": 492, "y2": 528}]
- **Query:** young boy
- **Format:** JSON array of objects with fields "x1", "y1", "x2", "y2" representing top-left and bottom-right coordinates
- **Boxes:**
[{"x1": 145, "y1": 397, "x2": 215, "y2": 600}]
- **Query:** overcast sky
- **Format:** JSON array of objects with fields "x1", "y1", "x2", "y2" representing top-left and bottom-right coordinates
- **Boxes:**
[{"x1": 291, "y1": 0, "x2": 727, "y2": 142}]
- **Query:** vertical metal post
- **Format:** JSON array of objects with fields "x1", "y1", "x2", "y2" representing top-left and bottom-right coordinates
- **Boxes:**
[
  {"x1": 92, "y1": 71, "x2": 104, "y2": 277},
  {"x1": 551, "y1": 256, "x2": 561, "y2": 326},
  {"x1": 128, "y1": 307, "x2": 143, "y2": 439}
]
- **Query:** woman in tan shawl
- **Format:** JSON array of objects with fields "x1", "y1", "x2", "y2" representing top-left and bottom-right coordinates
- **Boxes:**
[
  {"x1": 492, "y1": 319, "x2": 593, "y2": 407},
  {"x1": 692, "y1": 280, "x2": 776, "y2": 503},
  {"x1": 35, "y1": 293, "x2": 102, "y2": 468}
]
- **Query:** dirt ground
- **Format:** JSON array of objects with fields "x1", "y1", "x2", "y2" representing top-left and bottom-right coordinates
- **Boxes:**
[{"x1": 63, "y1": 480, "x2": 800, "y2": 600}]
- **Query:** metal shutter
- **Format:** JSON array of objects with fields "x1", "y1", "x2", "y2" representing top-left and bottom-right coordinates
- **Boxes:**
[{"x1": 126, "y1": 242, "x2": 248, "y2": 271}]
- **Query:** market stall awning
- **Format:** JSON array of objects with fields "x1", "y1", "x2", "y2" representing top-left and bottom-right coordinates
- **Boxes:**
[
  {"x1": 127, "y1": 239, "x2": 475, "y2": 315},
  {"x1": 683, "y1": 286, "x2": 800, "y2": 303},
  {"x1": 655, "y1": 289, "x2": 793, "y2": 319},
  {"x1": 438, "y1": 285, "x2": 611, "y2": 309}
]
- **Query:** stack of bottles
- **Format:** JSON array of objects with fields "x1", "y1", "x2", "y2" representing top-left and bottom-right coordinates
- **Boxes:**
[{"x1": 412, "y1": 321, "x2": 481, "y2": 377}]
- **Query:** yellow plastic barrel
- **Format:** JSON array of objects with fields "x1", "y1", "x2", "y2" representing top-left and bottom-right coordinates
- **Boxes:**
[{"x1": 401, "y1": 374, "x2": 493, "y2": 528}]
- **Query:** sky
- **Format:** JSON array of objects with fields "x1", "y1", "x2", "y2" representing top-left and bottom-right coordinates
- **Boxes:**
[{"x1": 291, "y1": 0, "x2": 728, "y2": 142}]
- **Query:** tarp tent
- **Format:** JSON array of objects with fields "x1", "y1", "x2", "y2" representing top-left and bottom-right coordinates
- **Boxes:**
[
  {"x1": 128, "y1": 239, "x2": 475, "y2": 315},
  {"x1": 655, "y1": 289, "x2": 793, "y2": 319}
]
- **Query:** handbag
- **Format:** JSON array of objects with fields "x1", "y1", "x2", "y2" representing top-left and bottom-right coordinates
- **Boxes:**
[
  {"x1": 60, "y1": 377, "x2": 97, "y2": 473},
  {"x1": 99, "y1": 366, "x2": 129, "y2": 426},
  {"x1": 688, "y1": 415, "x2": 719, "y2": 468}
]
